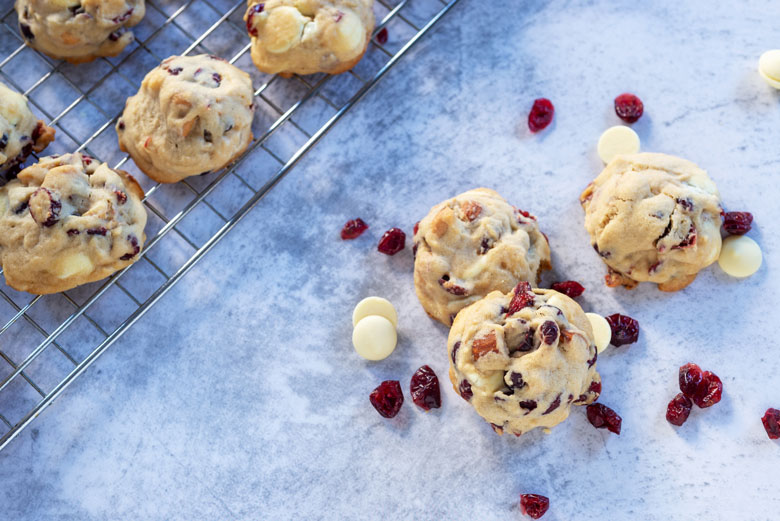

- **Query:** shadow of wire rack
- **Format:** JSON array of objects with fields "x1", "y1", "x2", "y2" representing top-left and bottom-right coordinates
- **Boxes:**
[{"x1": 0, "y1": 0, "x2": 459, "y2": 452}]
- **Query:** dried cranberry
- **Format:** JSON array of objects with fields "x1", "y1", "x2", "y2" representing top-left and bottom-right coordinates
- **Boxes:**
[
  {"x1": 542, "y1": 394, "x2": 562, "y2": 415},
  {"x1": 112, "y1": 8, "x2": 133, "y2": 24},
  {"x1": 677, "y1": 198, "x2": 693, "y2": 211},
  {"x1": 167, "y1": 67, "x2": 183, "y2": 76},
  {"x1": 369, "y1": 380, "x2": 403, "y2": 418},
  {"x1": 451, "y1": 341, "x2": 460, "y2": 364},
  {"x1": 539, "y1": 321, "x2": 559, "y2": 344},
  {"x1": 212, "y1": 72, "x2": 222, "y2": 86},
  {"x1": 119, "y1": 235, "x2": 140, "y2": 261},
  {"x1": 413, "y1": 221, "x2": 419, "y2": 235},
  {"x1": 586, "y1": 403, "x2": 622, "y2": 434},
  {"x1": 605, "y1": 313, "x2": 639, "y2": 347},
  {"x1": 506, "y1": 282, "x2": 535, "y2": 316},
  {"x1": 722, "y1": 211, "x2": 753, "y2": 235},
  {"x1": 520, "y1": 494, "x2": 549, "y2": 519},
  {"x1": 377, "y1": 227, "x2": 405, "y2": 255},
  {"x1": 67, "y1": 229, "x2": 80, "y2": 236},
  {"x1": 117, "y1": 121, "x2": 125, "y2": 131},
  {"x1": 550, "y1": 281, "x2": 585, "y2": 298},
  {"x1": 459, "y1": 379, "x2": 473, "y2": 401},
  {"x1": 375, "y1": 27, "x2": 388, "y2": 45},
  {"x1": 29, "y1": 187, "x2": 61, "y2": 227},
  {"x1": 108, "y1": 29, "x2": 124, "y2": 41},
  {"x1": 762, "y1": 408, "x2": 780, "y2": 440},
  {"x1": 19, "y1": 23, "x2": 34, "y2": 40},
  {"x1": 203, "y1": 130, "x2": 213, "y2": 143},
  {"x1": 246, "y1": 3, "x2": 265, "y2": 37},
  {"x1": 439, "y1": 275, "x2": 467, "y2": 295},
  {"x1": 114, "y1": 190, "x2": 127, "y2": 204},
  {"x1": 0, "y1": 133, "x2": 7, "y2": 150},
  {"x1": 614, "y1": 93, "x2": 644, "y2": 123},
  {"x1": 519, "y1": 400, "x2": 537, "y2": 411},
  {"x1": 509, "y1": 372, "x2": 525, "y2": 389},
  {"x1": 666, "y1": 393, "x2": 693, "y2": 426},
  {"x1": 527, "y1": 98, "x2": 554, "y2": 133},
  {"x1": 87, "y1": 227, "x2": 108, "y2": 236},
  {"x1": 341, "y1": 218, "x2": 368, "y2": 240},
  {"x1": 409, "y1": 365, "x2": 441, "y2": 411},
  {"x1": 678, "y1": 363, "x2": 703, "y2": 398},
  {"x1": 692, "y1": 371, "x2": 723, "y2": 408}
]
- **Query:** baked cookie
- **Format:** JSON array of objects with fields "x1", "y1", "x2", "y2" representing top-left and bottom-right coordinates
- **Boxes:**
[
  {"x1": 580, "y1": 153, "x2": 722, "y2": 292},
  {"x1": 244, "y1": 0, "x2": 375, "y2": 76},
  {"x1": 1, "y1": 81, "x2": 55, "y2": 179},
  {"x1": 413, "y1": 188, "x2": 552, "y2": 326},
  {"x1": 15, "y1": 0, "x2": 145, "y2": 64},
  {"x1": 448, "y1": 283, "x2": 601, "y2": 436},
  {"x1": 117, "y1": 55, "x2": 255, "y2": 184},
  {"x1": 0, "y1": 153, "x2": 147, "y2": 294}
]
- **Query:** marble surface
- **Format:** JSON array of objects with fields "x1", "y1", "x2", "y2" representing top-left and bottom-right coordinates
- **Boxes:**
[{"x1": 2, "y1": 0, "x2": 780, "y2": 518}]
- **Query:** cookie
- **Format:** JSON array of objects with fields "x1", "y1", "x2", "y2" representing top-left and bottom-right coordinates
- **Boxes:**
[
  {"x1": 0, "y1": 153, "x2": 147, "y2": 294},
  {"x1": 580, "y1": 153, "x2": 722, "y2": 292},
  {"x1": 1, "y1": 81, "x2": 55, "y2": 179},
  {"x1": 15, "y1": 0, "x2": 145, "y2": 64},
  {"x1": 448, "y1": 283, "x2": 601, "y2": 436},
  {"x1": 413, "y1": 188, "x2": 552, "y2": 326},
  {"x1": 244, "y1": 0, "x2": 375, "y2": 76},
  {"x1": 117, "y1": 55, "x2": 255, "y2": 184}
]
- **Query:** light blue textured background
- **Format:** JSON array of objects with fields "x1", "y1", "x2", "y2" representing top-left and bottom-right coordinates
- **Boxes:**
[{"x1": 1, "y1": 0, "x2": 779, "y2": 519}]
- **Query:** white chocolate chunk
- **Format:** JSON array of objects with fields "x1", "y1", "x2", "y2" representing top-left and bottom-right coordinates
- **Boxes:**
[
  {"x1": 352, "y1": 315, "x2": 397, "y2": 361},
  {"x1": 352, "y1": 296, "x2": 398, "y2": 328},
  {"x1": 586, "y1": 312, "x2": 611, "y2": 354},
  {"x1": 597, "y1": 126, "x2": 640, "y2": 164},
  {"x1": 718, "y1": 235, "x2": 762, "y2": 278},
  {"x1": 331, "y1": 11, "x2": 364, "y2": 54},
  {"x1": 56, "y1": 252, "x2": 94, "y2": 279},
  {"x1": 263, "y1": 6, "x2": 306, "y2": 54},
  {"x1": 759, "y1": 50, "x2": 780, "y2": 89}
]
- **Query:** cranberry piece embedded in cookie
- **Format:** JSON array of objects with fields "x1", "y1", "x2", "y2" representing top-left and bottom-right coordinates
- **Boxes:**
[
  {"x1": 0, "y1": 133, "x2": 7, "y2": 150},
  {"x1": 451, "y1": 341, "x2": 460, "y2": 364},
  {"x1": 369, "y1": 380, "x2": 403, "y2": 418},
  {"x1": 506, "y1": 282, "x2": 535, "y2": 316},
  {"x1": 722, "y1": 211, "x2": 753, "y2": 235},
  {"x1": 439, "y1": 275, "x2": 468, "y2": 296},
  {"x1": 542, "y1": 394, "x2": 562, "y2": 415},
  {"x1": 28, "y1": 187, "x2": 61, "y2": 227},
  {"x1": 527, "y1": 98, "x2": 554, "y2": 133},
  {"x1": 586, "y1": 403, "x2": 622, "y2": 434},
  {"x1": 666, "y1": 393, "x2": 693, "y2": 426},
  {"x1": 203, "y1": 130, "x2": 213, "y2": 143},
  {"x1": 762, "y1": 408, "x2": 780, "y2": 440},
  {"x1": 519, "y1": 400, "x2": 537, "y2": 411},
  {"x1": 212, "y1": 73, "x2": 222, "y2": 86},
  {"x1": 341, "y1": 218, "x2": 368, "y2": 240},
  {"x1": 692, "y1": 371, "x2": 723, "y2": 408},
  {"x1": 550, "y1": 281, "x2": 585, "y2": 298},
  {"x1": 377, "y1": 228, "x2": 405, "y2": 255},
  {"x1": 539, "y1": 321, "x2": 559, "y2": 345},
  {"x1": 246, "y1": 3, "x2": 265, "y2": 37},
  {"x1": 410, "y1": 365, "x2": 441, "y2": 411},
  {"x1": 672, "y1": 224, "x2": 697, "y2": 249},
  {"x1": 614, "y1": 93, "x2": 644, "y2": 123},
  {"x1": 87, "y1": 227, "x2": 108, "y2": 236},
  {"x1": 605, "y1": 313, "x2": 639, "y2": 347},
  {"x1": 111, "y1": 9, "x2": 134, "y2": 24},
  {"x1": 678, "y1": 363, "x2": 703, "y2": 398},
  {"x1": 167, "y1": 67, "x2": 183, "y2": 76},
  {"x1": 520, "y1": 494, "x2": 549, "y2": 519},
  {"x1": 509, "y1": 372, "x2": 525, "y2": 389},
  {"x1": 459, "y1": 379, "x2": 473, "y2": 401},
  {"x1": 120, "y1": 235, "x2": 141, "y2": 261},
  {"x1": 114, "y1": 189, "x2": 128, "y2": 204}
]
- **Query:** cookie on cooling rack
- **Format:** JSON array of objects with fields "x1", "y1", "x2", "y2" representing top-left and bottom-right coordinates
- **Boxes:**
[
  {"x1": 0, "y1": 153, "x2": 147, "y2": 294},
  {"x1": 117, "y1": 54, "x2": 255, "y2": 184},
  {"x1": 413, "y1": 188, "x2": 552, "y2": 326},
  {"x1": 244, "y1": 0, "x2": 375, "y2": 76},
  {"x1": 15, "y1": 0, "x2": 145, "y2": 64},
  {"x1": 448, "y1": 283, "x2": 601, "y2": 436},
  {"x1": 1, "y1": 81, "x2": 55, "y2": 179}
]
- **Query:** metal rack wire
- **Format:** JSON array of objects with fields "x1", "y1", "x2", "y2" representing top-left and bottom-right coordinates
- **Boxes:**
[{"x1": 0, "y1": 0, "x2": 459, "y2": 452}]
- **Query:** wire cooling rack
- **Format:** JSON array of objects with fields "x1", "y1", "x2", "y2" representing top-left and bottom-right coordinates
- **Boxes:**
[{"x1": 0, "y1": 0, "x2": 459, "y2": 452}]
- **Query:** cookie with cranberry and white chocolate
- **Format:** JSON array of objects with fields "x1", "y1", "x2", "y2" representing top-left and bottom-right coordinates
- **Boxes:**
[
  {"x1": 244, "y1": 0, "x2": 375, "y2": 77},
  {"x1": 580, "y1": 153, "x2": 722, "y2": 292},
  {"x1": 448, "y1": 284, "x2": 601, "y2": 436},
  {"x1": 0, "y1": 81, "x2": 55, "y2": 179},
  {"x1": 15, "y1": 0, "x2": 145, "y2": 64},
  {"x1": 117, "y1": 55, "x2": 255, "y2": 184},
  {"x1": 0, "y1": 153, "x2": 147, "y2": 294},
  {"x1": 413, "y1": 188, "x2": 551, "y2": 326}
]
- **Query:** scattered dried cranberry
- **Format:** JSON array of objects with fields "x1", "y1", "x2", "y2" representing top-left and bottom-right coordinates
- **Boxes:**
[
  {"x1": 370, "y1": 380, "x2": 403, "y2": 418},
  {"x1": 413, "y1": 221, "x2": 419, "y2": 235},
  {"x1": 678, "y1": 363, "x2": 703, "y2": 398},
  {"x1": 506, "y1": 282, "x2": 535, "y2": 316},
  {"x1": 377, "y1": 227, "x2": 405, "y2": 255},
  {"x1": 692, "y1": 371, "x2": 723, "y2": 408},
  {"x1": 762, "y1": 408, "x2": 780, "y2": 440},
  {"x1": 246, "y1": 3, "x2": 265, "y2": 36},
  {"x1": 527, "y1": 98, "x2": 554, "y2": 133},
  {"x1": 550, "y1": 281, "x2": 585, "y2": 298},
  {"x1": 520, "y1": 494, "x2": 549, "y2": 519},
  {"x1": 586, "y1": 403, "x2": 622, "y2": 435},
  {"x1": 539, "y1": 321, "x2": 559, "y2": 345},
  {"x1": 666, "y1": 393, "x2": 693, "y2": 426},
  {"x1": 605, "y1": 313, "x2": 639, "y2": 347},
  {"x1": 341, "y1": 218, "x2": 368, "y2": 240},
  {"x1": 410, "y1": 365, "x2": 441, "y2": 411},
  {"x1": 614, "y1": 93, "x2": 644, "y2": 123},
  {"x1": 375, "y1": 27, "x2": 388, "y2": 45},
  {"x1": 459, "y1": 379, "x2": 473, "y2": 401},
  {"x1": 722, "y1": 211, "x2": 753, "y2": 235}
]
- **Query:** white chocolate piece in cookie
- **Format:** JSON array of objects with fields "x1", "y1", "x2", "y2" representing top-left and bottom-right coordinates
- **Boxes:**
[
  {"x1": 413, "y1": 188, "x2": 552, "y2": 326},
  {"x1": 117, "y1": 54, "x2": 255, "y2": 184},
  {"x1": 0, "y1": 153, "x2": 147, "y2": 294},
  {"x1": 0, "y1": 81, "x2": 55, "y2": 176},
  {"x1": 581, "y1": 153, "x2": 722, "y2": 292},
  {"x1": 448, "y1": 284, "x2": 601, "y2": 436},
  {"x1": 352, "y1": 296, "x2": 398, "y2": 328},
  {"x1": 597, "y1": 125, "x2": 640, "y2": 164},
  {"x1": 244, "y1": 0, "x2": 375, "y2": 76},
  {"x1": 15, "y1": 0, "x2": 145, "y2": 64},
  {"x1": 352, "y1": 315, "x2": 397, "y2": 361},
  {"x1": 718, "y1": 235, "x2": 762, "y2": 278},
  {"x1": 585, "y1": 312, "x2": 611, "y2": 354}
]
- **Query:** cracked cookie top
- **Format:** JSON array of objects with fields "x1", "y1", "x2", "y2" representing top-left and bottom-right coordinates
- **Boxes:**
[
  {"x1": 580, "y1": 153, "x2": 722, "y2": 292},
  {"x1": 413, "y1": 188, "x2": 551, "y2": 326}
]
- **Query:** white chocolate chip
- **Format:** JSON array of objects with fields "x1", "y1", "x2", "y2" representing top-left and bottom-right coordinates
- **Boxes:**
[
  {"x1": 352, "y1": 296, "x2": 398, "y2": 328},
  {"x1": 263, "y1": 6, "x2": 306, "y2": 54},
  {"x1": 585, "y1": 312, "x2": 611, "y2": 354},
  {"x1": 331, "y1": 11, "x2": 364, "y2": 55},
  {"x1": 597, "y1": 126, "x2": 640, "y2": 164},
  {"x1": 718, "y1": 235, "x2": 762, "y2": 278},
  {"x1": 352, "y1": 315, "x2": 397, "y2": 361},
  {"x1": 759, "y1": 50, "x2": 780, "y2": 89},
  {"x1": 56, "y1": 252, "x2": 94, "y2": 279}
]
